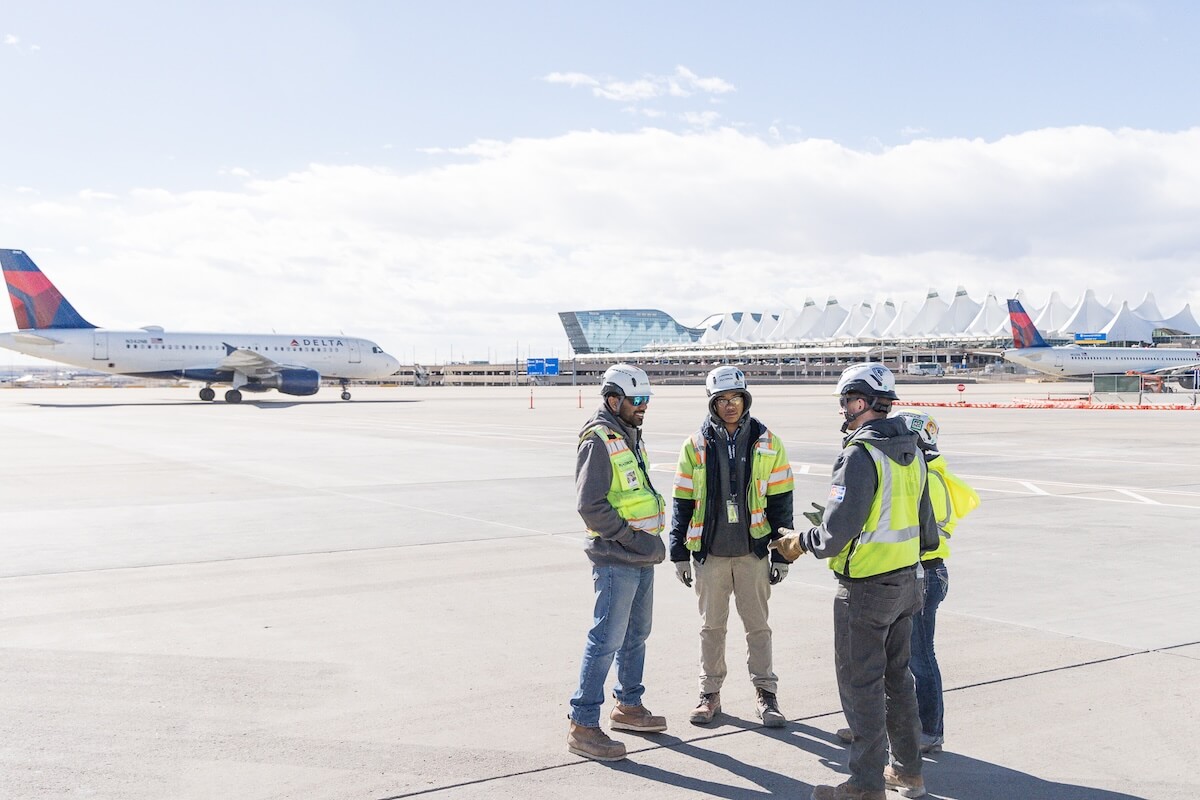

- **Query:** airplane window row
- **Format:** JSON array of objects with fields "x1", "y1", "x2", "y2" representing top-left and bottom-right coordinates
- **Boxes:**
[{"x1": 124, "y1": 344, "x2": 341, "y2": 352}]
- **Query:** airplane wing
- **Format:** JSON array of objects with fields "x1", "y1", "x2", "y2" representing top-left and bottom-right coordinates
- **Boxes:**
[
  {"x1": 1151, "y1": 363, "x2": 1200, "y2": 375},
  {"x1": 218, "y1": 344, "x2": 285, "y2": 376}
]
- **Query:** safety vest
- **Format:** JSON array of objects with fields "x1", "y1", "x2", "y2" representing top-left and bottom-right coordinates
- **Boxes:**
[
  {"x1": 580, "y1": 424, "x2": 666, "y2": 537},
  {"x1": 922, "y1": 454, "x2": 981, "y2": 562},
  {"x1": 830, "y1": 442, "x2": 925, "y2": 579},
  {"x1": 673, "y1": 427, "x2": 794, "y2": 551}
]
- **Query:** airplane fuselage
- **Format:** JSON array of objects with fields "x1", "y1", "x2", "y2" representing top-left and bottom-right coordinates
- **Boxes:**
[
  {"x1": 0, "y1": 328, "x2": 399, "y2": 382},
  {"x1": 1003, "y1": 344, "x2": 1200, "y2": 377}
]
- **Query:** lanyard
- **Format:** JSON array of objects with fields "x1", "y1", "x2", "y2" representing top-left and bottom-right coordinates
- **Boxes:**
[{"x1": 725, "y1": 429, "x2": 739, "y2": 499}]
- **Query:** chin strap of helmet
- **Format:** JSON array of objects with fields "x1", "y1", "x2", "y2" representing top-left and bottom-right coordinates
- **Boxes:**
[{"x1": 840, "y1": 395, "x2": 890, "y2": 432}]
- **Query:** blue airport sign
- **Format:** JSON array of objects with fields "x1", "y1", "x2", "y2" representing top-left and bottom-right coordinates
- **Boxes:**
[
  {"x1": 1074, "y1": 332, "x2": 1107, "y2": 342},
  {"x1": 526, "y1": 357, "x2": 559, "y2": 376}
]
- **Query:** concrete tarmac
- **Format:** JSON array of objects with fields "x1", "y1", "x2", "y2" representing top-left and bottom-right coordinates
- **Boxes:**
[{"x1": 0, "y1": 381, "x2": 1196, "y2": 800}]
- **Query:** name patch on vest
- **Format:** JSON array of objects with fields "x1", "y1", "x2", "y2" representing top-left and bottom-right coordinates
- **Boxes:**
[{"x1": 828, "y1": 485, "x2": 847, "y2": 502}]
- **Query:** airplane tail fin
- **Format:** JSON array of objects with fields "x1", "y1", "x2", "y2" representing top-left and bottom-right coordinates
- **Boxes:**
[
  {"x1": 1006, "y1": 299, "x2": 1048, "y2": 349},
  {"x1": 0, "y1": 249, "x2": 96, "y2": 330}
]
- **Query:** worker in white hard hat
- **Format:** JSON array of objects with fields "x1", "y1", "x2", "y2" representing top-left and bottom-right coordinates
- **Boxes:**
[
  {"x1": 670, "y1": 365, "x2": 795, "y2": 728},
  {"x1": 567, "y1": 363, "x2": 668, "y2": 762},
  {"x1": 778, "y1": 362, "x2": 938, "y2": 800}
]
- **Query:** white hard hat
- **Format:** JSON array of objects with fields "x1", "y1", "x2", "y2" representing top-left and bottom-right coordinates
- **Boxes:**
[
  {"x1": 895, "y1": 411, "x2": 939, "y2": 450},
  {"x1": 706, "y1": 365, "x2": 752, "y2": 414},
  {"x1": 836, "y1": 362, "x2": 899, "y2": 401},
  {"x1": 601, "y1": 363, "x2": 653, "y2": 398}
]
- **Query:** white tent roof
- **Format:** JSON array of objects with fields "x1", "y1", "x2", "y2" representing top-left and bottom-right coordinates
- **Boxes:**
[
  {"x1": 936, "y1": 287, "x2": 981, "y2": 334},
  {"x1": 804, "y1": 298, "x2": 850, "y2": 340},
  {"x1": 1101, "y1": 302, "x2": 1158, "y2": 343},
  {"x1": 1032, "y1": 291, "x2": 1073, "y2": 337},
  {"x1": 1132, "y1": 292, "x2": 1163, "y2": 322},
  {"x1": 1059, "y1": 290, "x2": 1115, "y2": 335},
  {"x1": 965, "y1": 293, "x2": 1010, "y2": 336},
  {"x1": 1158, "y1": 304, "x2": 1200, "y2": 335},
  {"x1": 782, "y1": 298, "x2": 823, "y2": 340},
  {"x1": 905, "y1": 290, "x2": 950, "y2": 337},
  {"x1": 832, "y1": 302, "x2": 873, "y2": 340},
  {"x1": 699, "y1": 312, "x2": 737, "y2": 344},
  {"x1": 763, "y1": 308, "x2": 798, "y2": 340},
  {"x1": 859, "y1": 300, "x2": 898, "y2": 339},
  {"x1": 880, "y1": 299, "x2": 918, "y2": 339}
]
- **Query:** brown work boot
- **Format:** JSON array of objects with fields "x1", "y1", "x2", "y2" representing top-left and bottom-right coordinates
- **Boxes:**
[
  {"x1": 755, "y1": 688, "x2": 786, "y2": 728},
  {"x1": 810, "y1": 781, "x2": 886, "y2": 800},
  {"x1": 883, "y1": 764, "x2": 927, "y2": 798},
  {"x1": 836, "y1": 727, "x2": 854, "y2": 743},
  {"x1": 567, "y1": 721, "x2": 626, "y2": 761},
  {"x1": 609, "y1": 703, "x2": 667, "y2": 732},
  {"x1": 689, "y1": 692, "x2": 721, "y2": 725}
]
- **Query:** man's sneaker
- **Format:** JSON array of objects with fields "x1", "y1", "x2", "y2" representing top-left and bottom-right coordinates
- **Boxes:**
[
  {"x1": 835, "y1": 727, "x2": 854, "y2": 744},
  {"x1": 755, "y1": 688, "x2": 786, "y2": 728},
  {"x1": 567, "y1": 721, "x2": 626, "y2": 761},
  {"x1": 883, "y1": 764, "x2": 927, "y2": 798},
  {"x1": 919, "y1": 733, "x2": 944, "y2": 754},
  {"x1": 689, "y1": 692, "x2": 721, "y2": 725},
  {"x1": 609, "y1": 703, "x2": 668, "y2": 733},
  {"x1": 810, "y1": 782, "x2": 886, "y2": 800}
]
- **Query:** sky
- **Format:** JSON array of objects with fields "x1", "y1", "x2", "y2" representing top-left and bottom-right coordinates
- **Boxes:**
[{"x1": 3, "y1": 1, "x2": 1200, "y2": 366}]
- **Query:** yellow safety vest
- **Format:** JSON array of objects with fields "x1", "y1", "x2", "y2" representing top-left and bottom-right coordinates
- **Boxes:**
[
  {"x1": 922, "y1": 454, "x2": 981, "y2": 562},
  {"x1": 673, "y1": 428, "x2": 794, "y2": 551},
  {"x1": 830, "y1": 442, "x2": 925, "y2": 579},
  {"x1": 580, "y1": 424, "x2": 666, "y2": 537}
]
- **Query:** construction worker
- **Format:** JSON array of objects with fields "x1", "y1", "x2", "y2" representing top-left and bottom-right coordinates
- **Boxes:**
[
  {"x1": 669, "y1": 366, "x2": 795, "y2": 727},
  {"x1": 833, "y1": 412, "x2": 981, "y2": 756},
  {"x1": 774, "y1": 363, "x2": 938, "y2": 800},
  {"x1": 893, "y1": 411, "x2": 980, "y2": 754},
  {"x1": 567, "y1": 363, "x2": 668, "y2": 762}
]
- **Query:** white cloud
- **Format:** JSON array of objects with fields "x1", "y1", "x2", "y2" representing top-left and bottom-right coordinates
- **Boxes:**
[
  {"x1": 542, "y1": 71, "x2": 600, "y2": 88},
  {"x1": 682, "y1": 111, "x2": 721, "y2": 128},
  {"x1": 4, "y1": 125, "x2": 1199, "y2": 362},
  {"x1": 4, "y1": 34, "x2": 18, "y2": 46},
  {"x1": 546, "y1": 65, "x2": 736, "y2": 107}
]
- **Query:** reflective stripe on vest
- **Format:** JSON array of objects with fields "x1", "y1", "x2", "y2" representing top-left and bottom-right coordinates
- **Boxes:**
[
  {"x1": 581, "y1": 424, "x2": 665, "y2": 537},
  {"x1": 675, "y1": 428, "x2": 793, "y2": 551},
  {"x1": 830, "y1": 442, "x2": 924, "y2": 578}
]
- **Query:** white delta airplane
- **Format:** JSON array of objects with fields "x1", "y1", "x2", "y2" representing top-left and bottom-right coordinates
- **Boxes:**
[
  {"x1": 0, "y1": 249, "x2": 401, "y2": 403},
  {"x1": 1002, "y1": 299, "x2": 1200, "y2": 388}
]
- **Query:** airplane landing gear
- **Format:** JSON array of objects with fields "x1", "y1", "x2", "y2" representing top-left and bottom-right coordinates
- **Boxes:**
[
  {"x1": 225, "y1": 389, "x2": 243, "y2": 403},
  {"x1": 199, "y1": 386, "x2": 215, "y2": 402},
  {"x1": 341, "y1": 390, "x2": 352, "y2": 400}
]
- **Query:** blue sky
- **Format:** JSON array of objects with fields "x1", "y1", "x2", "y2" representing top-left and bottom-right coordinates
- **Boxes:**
[{"x1": 3, "y1": 1, "x2": 1200, "y2": 364}]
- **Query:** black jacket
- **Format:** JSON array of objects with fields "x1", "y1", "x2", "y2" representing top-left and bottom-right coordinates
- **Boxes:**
[{"x1": 669, "y1": 416, "x2": 794, "y2": 564}]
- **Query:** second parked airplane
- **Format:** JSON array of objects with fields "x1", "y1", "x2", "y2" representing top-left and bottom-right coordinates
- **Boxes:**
[{"x1": 0, "y1": 248, "x2": 402, "y2": 402}]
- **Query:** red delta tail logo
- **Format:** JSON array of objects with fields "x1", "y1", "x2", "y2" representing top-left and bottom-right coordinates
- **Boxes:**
[
  {"x1": 1006, "y1": 299, "x2": 1048, "y2": 349},
  {"x1": 0, "y1": 249, "x2": 96, "y2": 330}
]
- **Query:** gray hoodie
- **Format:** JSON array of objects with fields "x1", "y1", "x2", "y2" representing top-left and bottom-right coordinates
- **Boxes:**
[
  {"x1": 800, "y1": 416, "x2": 936, "y2": 574},
  {"x1": 575, "y1": 402, "x2": 667, "y2": 567}
]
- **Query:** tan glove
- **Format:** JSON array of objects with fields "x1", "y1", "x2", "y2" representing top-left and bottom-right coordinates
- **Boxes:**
[{"x1": 769, "y1": 527, "x2": 807, "y2": 561}]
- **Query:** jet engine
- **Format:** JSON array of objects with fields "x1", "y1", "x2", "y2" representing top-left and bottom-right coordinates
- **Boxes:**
[{"x1": 245, "y1": 368, "x2": 321, "y2": 396}]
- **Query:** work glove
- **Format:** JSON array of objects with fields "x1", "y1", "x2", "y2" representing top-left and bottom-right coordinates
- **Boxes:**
[
  {"x1": 802, "y1": 502, "x2": 826, "y2": 527},
  {"x1": 675, "y1": 560, "x2": 693, "y2": 588},
  {"x1": 769, "y1": 563, "x2": 789, "y2": 585},
  {"x1": 769, "y1": 527, "x2": 807, "y2": 561}
]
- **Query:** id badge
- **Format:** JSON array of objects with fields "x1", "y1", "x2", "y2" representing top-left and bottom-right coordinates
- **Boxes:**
[{"x1": 726, "y1": 499, "x2": 739, "y2": 524}]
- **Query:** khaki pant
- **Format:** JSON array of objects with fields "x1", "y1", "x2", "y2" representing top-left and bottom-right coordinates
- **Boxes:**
[{"x1": 694, "y1": 553, "x2": 777, "y2": 694}]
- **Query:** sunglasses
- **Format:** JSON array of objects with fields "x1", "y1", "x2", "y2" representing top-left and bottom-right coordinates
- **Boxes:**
[{"x1": 625, "y1": 395, "x2": 650, "y2": 407}]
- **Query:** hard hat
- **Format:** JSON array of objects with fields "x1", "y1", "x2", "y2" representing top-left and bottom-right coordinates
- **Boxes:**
[
  {"x1": 600, "y1": 363, "x2": 653, "y2": 398},
  {"x1": 706, "y1": 365, "x2": 752, "y2": 414},
  {"x1": 835, "y1": 362, "x2": 899, "y2": 400},
  {"x1": 895, "y1": 411, "x2": 939, "y2": 450}
]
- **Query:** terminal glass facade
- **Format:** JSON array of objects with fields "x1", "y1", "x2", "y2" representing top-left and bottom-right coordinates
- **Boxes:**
[{"x1": 559, "y1": 309, "x2": 704, "y2": 354}]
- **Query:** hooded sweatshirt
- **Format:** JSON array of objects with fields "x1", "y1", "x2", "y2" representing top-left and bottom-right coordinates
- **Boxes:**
[
  {"x1": 575, "y1": 402, "x2": 667, "y2": 567},
  {"x1": 801, "y1": 416, "x2": 936, "y2": 576}
]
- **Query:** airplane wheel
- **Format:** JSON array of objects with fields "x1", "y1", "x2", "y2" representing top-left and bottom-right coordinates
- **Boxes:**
[
  {"x1": 225, "y1": 389, "x2": 243, "y2": 404},
  {"x1": 199, "y1": 387, "x2": 215, "y2": 402},
  {"x1": 341, "y1": 391, "x2": 352, "y2": 401}
]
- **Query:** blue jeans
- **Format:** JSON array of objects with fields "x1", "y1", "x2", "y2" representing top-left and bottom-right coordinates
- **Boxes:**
[
  {"x1": 569, "y1": 564, "x2": 655, "y2": 727},
  {"x1": 910, "y1": 562, "x2": 949, "y2": 738}
]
